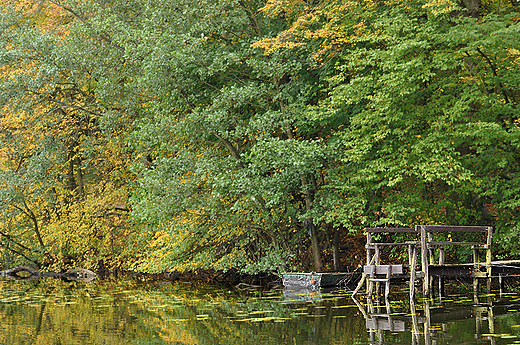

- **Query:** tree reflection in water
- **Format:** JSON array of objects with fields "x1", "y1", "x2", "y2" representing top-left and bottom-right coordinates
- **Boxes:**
[{"x1": 1, "y1": 278, "x2": 520, "y2": 344}]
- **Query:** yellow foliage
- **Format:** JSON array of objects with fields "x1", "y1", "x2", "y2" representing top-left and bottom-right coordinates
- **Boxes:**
[
  {"x1": 422, "y1": 0, "x2": 459, "y2": 15},
  {"x1": 260, "y1": 0, "x2": 309, "y2": 19},
  {"x1": 254, "y1": 0, "x2": 381, "y2": 63},
  {"x1": 1, "y1": 0, "x2": 71, "y2": 34}
]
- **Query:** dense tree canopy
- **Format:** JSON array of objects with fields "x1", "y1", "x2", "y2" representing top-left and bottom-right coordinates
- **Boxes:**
[{"x1": 0, "y1": 0, "x2": 518, "y2": 273}]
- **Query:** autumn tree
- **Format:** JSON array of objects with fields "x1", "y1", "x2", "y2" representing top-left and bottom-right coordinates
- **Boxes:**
[{"x1": 0, "y1": 0, "x2": 137, "y2": 270}]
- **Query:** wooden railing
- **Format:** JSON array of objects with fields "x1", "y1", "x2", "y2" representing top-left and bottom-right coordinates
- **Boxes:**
[
  {"x1": 419, "y1": 225, "x2": 493, "y2": 296},
  {"x1": 364, "y1": 227, "x2": 419, "y2": 298}
]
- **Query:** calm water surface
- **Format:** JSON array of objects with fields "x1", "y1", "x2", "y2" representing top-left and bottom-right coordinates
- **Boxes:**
[{"x1": 1, "y1": 277, "x2": 520, "y2": 344}]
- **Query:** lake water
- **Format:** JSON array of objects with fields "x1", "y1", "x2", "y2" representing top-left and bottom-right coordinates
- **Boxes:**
[{"x1": 1, "y1": 277, "x2": 520, "y2": 344}]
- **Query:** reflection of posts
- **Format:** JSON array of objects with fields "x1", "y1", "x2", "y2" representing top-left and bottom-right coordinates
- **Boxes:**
[
  {"x1": 487, "y1": 295, "x2": 497, "y2": 345},
  {"x1": 476, "y1": 302, "x2": 497, "y2": 345},
  {"x1": 476, "y1": 314, "x2": 482, "y2": 339},
  {"x1": 474, "y1": 285, "x2": 479, "y2": 305},
  {"x1": 410, "y1": 298, "x2": 420, "y2": 345},
  {"x1": 351, "y1": 296, "x2": 368, "y2": 319},
  {"x1": 358, "y1": 295, "x2": 407, "y2": 342},
  {"x1": 423, "y1": 298, "x2": 432, "y2": 345}
]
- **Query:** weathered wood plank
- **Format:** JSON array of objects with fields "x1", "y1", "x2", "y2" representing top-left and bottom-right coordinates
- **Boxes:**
[
  {"x1": 366, "y1": 242, "x2": 416, "y2": 247},
  {"x1": 428, "y1": 241, "x2": 488, "y2": 247},
  {"x1": 365, "y1": 227, "x2": 416, "y2": 233},
  {"x1": 366, "y1": 318, "x2": 406, "y2": 332},
  {"x1": 423, "y1": 225, "x2": 490, "y2": 233},
  {"x1": 364, "y1": 264, "x2": 404, "y2": 275}
]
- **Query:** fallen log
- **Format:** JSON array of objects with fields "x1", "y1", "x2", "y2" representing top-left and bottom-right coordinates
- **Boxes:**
[{"x1": 0, "y1": 266, "x2": 96, "y2": 282}]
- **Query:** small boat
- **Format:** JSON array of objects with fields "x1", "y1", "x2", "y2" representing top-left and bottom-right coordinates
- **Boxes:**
[{"x1": 282, "y1": 272, "x2": 354, "y2": 289}]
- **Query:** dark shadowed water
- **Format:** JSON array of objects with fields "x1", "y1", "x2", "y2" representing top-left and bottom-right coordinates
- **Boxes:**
[{"x1": 1, "y1": 277, "x2": 520, "y2": 344}]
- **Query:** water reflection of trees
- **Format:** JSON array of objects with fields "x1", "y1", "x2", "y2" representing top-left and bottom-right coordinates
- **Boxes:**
[
  {"x1": 8, "y1": 278, "x2": 520, "y2": 344},
  {"x1": 0, "y1": 279, "x2": 370, "y2": 344}
]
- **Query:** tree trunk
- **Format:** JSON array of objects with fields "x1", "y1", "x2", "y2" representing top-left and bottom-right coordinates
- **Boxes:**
[
  {"x1": 460, "y1": 0, "x2": 480, "y2": 17},
  {"x1": 19, "y1": 199, "x2": 45, "y2": 250},
  {"x1": 67, "y1": 148, "x2": 77, "y2": 192},
  {"x1": 305, "y1": 217, "x2": 323, "y2": 272},
  {"x1": 27, "y1": 206, "x2": 45, "y2": 250},
  {"x1": 302, "y1": 175, "x2": 323, "y2": 272},
  {"x1": 333, "y1": 228, "x2": 344, "y2": 271},
  {"x1": 75, "y1": 156, "x2": 84, "y2": 197}
]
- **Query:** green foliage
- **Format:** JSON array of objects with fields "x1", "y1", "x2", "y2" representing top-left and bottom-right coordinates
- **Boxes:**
[
  {"x1": 0, "y1": 1, "x2": 137, "y2": 271},
  {"x1": 0, "y1": 0, "x2": 519, "y2": 273}
]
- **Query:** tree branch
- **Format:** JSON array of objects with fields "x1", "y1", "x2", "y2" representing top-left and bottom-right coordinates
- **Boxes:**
[
  {"x1": 28, "y1": 90, "x2": 104, "y2": 117},
  {"x1": 13, "y1": 200, "x2": 46, "y2": 249},
  {"x1": 0, "y1": 241, "x2": 41, "y2": 267},
  {"x1": 211, "y1": 131, "x2": 242, "y2": 162},
  {"x1": 45, "y1": 0, "x2": 125, "y2": 51},
  {"x1": 0, "y1": 229, "x2": 39, "y2": 253},
  {"x1": 476, "y1": 47, "x2": 511, "y2": 104},
  {"x1": 239, "y1": 0, "x2": 263, "y2": 37}
]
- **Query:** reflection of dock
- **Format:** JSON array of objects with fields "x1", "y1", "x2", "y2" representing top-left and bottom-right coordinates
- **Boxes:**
[
  {"x1": 353, "y1": 294, "x2": 520, "y2": 345},
  {"x1": 282, "y1": 288, "x2": 322, "y2": 303},
  {"x1": 352, "y1": 225, "x2": 520, "y2": 299}
]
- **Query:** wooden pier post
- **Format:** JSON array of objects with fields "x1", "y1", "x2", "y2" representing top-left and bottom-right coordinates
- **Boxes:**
[
  {"x1": 420, "y1": 225, "x2": 430, "y2": 297},
  {"x1": 427, "y1": 231, "x2": 434, "y2": 294},
  {"x1": 438, "y1": 245, "x2": 445, "y2": 297},
  {"x1": 352, "y1": 255, "x2": 376, "y2": 298},
  {"x1": 408, "y1": 243, "x2": 417, "y2": 300},
  {"x1": 423, "y1": 298, "x2": 432, "y2": 345},
  {"x1": 375, "y1": 245, "x2": 381, "y2": 297},
  {"x1": 473, "y1": 246, "x2": 479, "y2": 295},
  {"x1": 366, "y1": 232, "x2": 372, "y2": 295},
  {"x1": 486, "y1": 227, "x2": 493, "y2": 293}
]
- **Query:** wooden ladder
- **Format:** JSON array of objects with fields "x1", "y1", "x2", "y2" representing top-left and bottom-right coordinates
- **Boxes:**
[{"x1": 364, "y1": 264, "x2": 403, "y2": 299}]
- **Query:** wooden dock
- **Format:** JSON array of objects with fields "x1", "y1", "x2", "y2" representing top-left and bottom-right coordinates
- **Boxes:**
[{"x1": 352, "y1": 225, "x2": 520, "y2": 299}]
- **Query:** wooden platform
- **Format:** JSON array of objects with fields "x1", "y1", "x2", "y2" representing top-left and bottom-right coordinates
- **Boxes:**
[
  {"x1": 429, "y1": 260, "x2": 520, "y2": 277},
  {"x1": 352, "y1": 225, "x2": 519, "y2": 298}
]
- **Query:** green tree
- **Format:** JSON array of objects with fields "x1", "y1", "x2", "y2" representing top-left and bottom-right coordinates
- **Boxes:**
[
  {"x1": 257, "y1": 0, "x2": 520, "y2": 258},
  {"x1": 122, "y1": 0, "x2": 335, "y2": 272}
]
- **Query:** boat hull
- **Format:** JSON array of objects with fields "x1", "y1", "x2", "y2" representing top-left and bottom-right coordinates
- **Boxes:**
[{"x1": 282, "y1": 272, "x2": 351, "y2": 289}]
